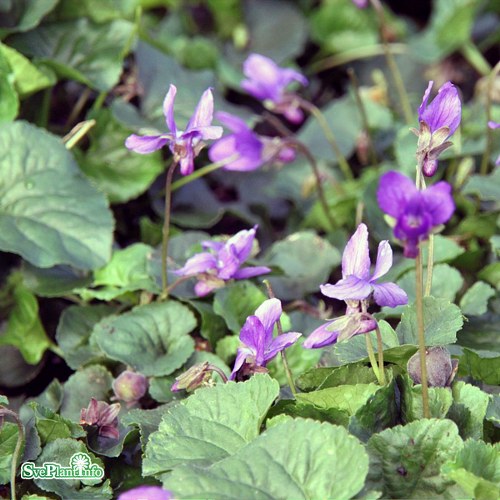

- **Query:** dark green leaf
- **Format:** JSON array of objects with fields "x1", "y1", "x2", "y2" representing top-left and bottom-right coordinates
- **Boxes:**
[{"x1": 460, "y1": 281, "x2": 496, "y2": 316}]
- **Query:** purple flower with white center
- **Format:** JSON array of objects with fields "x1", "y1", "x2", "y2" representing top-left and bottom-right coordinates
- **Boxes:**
[
  {"x1": 241, "y1": 54, "x2": 308, "y2": 124},
  {"x1": 174, "y1": 225, "x2": 271, "y2": 297},
  {"x1": 208, "y1": 112, "x2": 296, "y2": 171},
  {"x1": 488, "y1": 121, "x2": 500, "y2": 165},
  {"x1": 125, "y1": 84, "x2": 223, "y2": 175},
  {"x1": 230, "y1": 298, "x2": 301, "y2": 380},
  {"x1": 118, "y1": 485, "x2": 173, "y2": 500},
  {"x1": 377, "y1": 171, "x2": 455, "y2": 258},
  {"x1": 80, "y1": 398, "x2": 120, "y2": 440},
  {"x1": 415, "y1": 81, "x2": 461, "y2": 177}
]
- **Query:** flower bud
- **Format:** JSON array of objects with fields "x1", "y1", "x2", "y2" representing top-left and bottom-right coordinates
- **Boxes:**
[
  {"x1": 171, "y1": 362, "x2": 212, "y2": 392},
  {"x1": 407, "y1": 346, "x2": 458, "y2": 387},
  {"x1": 112, "y1": 371, "x2": 148, "y2": 403}
]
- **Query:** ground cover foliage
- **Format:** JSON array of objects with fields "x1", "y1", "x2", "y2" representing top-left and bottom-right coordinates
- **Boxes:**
[{"x1": 0, "y1": 0, "x2": 499, "y2": 499}]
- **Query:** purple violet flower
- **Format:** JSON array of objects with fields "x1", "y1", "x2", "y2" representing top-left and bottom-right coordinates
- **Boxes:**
[
  {"x1": 118, "y1": 485, "x2": 173, "y2": 500},
  {"x1": 230, "y1": 298, "x2": 301, "y2": 380},
  {"x1": 352, "y1": 0, "x2": 369, "y2": 7},
  {"x1": 208, "y1": 112, "x2": 296, "y2": 171},
  {"x1": 174, "y1": 226, "x2": 271, "y2": 297},
  {"x1": 125, "y1": 84, "x2": 223, "y2": 175},
  {"x1": 488, "y1": 121, "x2": 500, "y2": 165},
  {"x1": 241, "y1": 54, "x2": 308, "y2": 124},
  {"x1": 377, "y1": 171, "x2": 455, "y2": 258},
  {"x1": 80, "y1": 398, "x2": 120, "y2": 440},
  {"x1": 415, "y1": 81, "x2": 461, "y2": 177}
]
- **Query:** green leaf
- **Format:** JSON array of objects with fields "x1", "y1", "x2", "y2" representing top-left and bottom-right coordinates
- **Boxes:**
[
  {"x1": 33, "y1": 438, "x2": 112, "y2": 499},
  {"x1": 0, "y1": 0, "x2": 59, "y2": 36},
  {"x1": 185, "y1": 299, "x2": 228, "y2": 348},
  {"x1": 463, "y1": 167, "x2": 500, "y2": 201},
  {"x1": 55, "y1": 305, "x2": 115, "y2": 370},
  {"x1": 76, "y1": 243, "x2": 160, "y2": 301},
  {"x1": 86, "y1": 421, "x2": 136, "y2": 458},
  {"x1": 54, "y1": 0, "x2": 139, "y2": 22},
  {"x1": 0, "y1": 422, "x2": 22, "y2": 485},
  {"x1": 215, "y1": 335, "x2": 240, "y2": 365},
  {"x1": 10, "y1": 19, "x2": 134, "y2": 91},
  {"x1": 396, "y1": 297, "x2": 464, "y2": 346},
  {"x1": 163, "y1": 419, "x2": 369, "y2": 500},
  {"x1": 0, "y1": 395, "x2": 7, "y2": 405},
  {"x1": 441, "y1": 440, "x2": 500, "y2": 499},
  {"x1": 93, "y1": 301, "x2": 196, "y2": 377},
  {"x1": 448, "y1": 381, "x2": 490, "y2": 440},
  {"x1": 262, "y1": 231, "x2": 341, "y2": 300},
  {"x1": 460, "y1": 281, "x2": 495, "y2": 316},
  {"x1": 296, "y1": 383, "x2": 380, "y2": 415},
  {"x1": 366, "y1": 419, "x2": 463, "y2": 498},
  {"x1": 31, "y1": 402, "x2": 85, "y2": 445},
  {"x1": 459, "y1": 348, "x2": 500, "y2": 385},
  {"x1": 0, "y1": 121, "x2": 113, "y2": 270},
  {"x1": 143, "y1": 374, "x2": 280, "y2": 476},
  {"x1": 0, "y1": 50, "x2": 19, "y2": 123},
  {"x1": 60, "y1": 365, "x2": 113, "y2": 421},
  {"x1": 478, "y1": 262, "x2": 500, "y2": 289},
  {"x1": 77, "y1": 108, "x2": 164, "y2": 203},
  {"x1": 486, "y1": 394, "x2": 500, "y2": 425},
  {"x1": 213, "y1": 281, "x2": 267, "y2": 334},
  {"x1": 0, "y1": 278, "x2": 51, "y2": 364},
  {"x1": 0, "y1": 43, "x2": 54, "y2": 97}
]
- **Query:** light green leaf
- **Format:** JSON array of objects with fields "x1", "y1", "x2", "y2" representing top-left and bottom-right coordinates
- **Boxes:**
[
  {"x1": 10, "y1": 19, "x2": 134, "y2": 91},
  {"x1": 76, "y1": 243, "x2": 160, "y2": 301},
  {"x1": 396, "y1": 297, "x2": 463, "y2": 346},
  {"x1": 460, "y1": 281, "x2": 496, "y2": 316},
  {"x1": 441, "y1": 440, "x2": 500, "y2": 499},
  {"x1": 0, "y1": 121, "x2": 113, "y2": 270},
  {"x1": 366, "y1": 419, "x2": 463, "y2": 498},
  {"x1": 463, "y1": 169, "x2": 500, "y2": 201},
  {"x1": 215, "y1": 335, "x2": 240, "y2": 365},
  {"x1": 77, "y1": 109, "x2": 164, "y2": 204},
  {"x1": 93, "y1": 301, "x2": 196, "y2": 377},
  {"x1": 263, "y1": 231, "x2": 341, "y2": 300},
  {"x1": 0, "y1": 60, "x2": 18, "y2": 123},
  {"x1": 54, "y1": 0, "x2": 139, "y2": 22},
  {"x1": 296, "y1": 383, "x2": 380, "y2": 415},
  {"x1": 60, "y1": 365, "x2": 113, "y2": 421},
  {"x1": 34, "y1": 438, "x2": 112, "y2": 499},
  {"x1": 0, "y1": 278, "x2": 51, "y2": 364},
  {"x1": 55, "y1": 304, "x2": 115, "y2": 370},
  {"x1": 163, "y1": 419, "x2": 369, "y2": 500},
  {"x1": 143, "y1": 374, "x2": 280, "y2": 476},
  {"x1": 0, "y1": 422, "x2": 22, "y2": 485}
]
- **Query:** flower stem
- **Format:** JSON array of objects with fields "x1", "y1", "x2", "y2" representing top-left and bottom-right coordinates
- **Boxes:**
[
  {"x1": 264, "y1": 280, "x2": 297, "y2": 397},
  {"x1": 347, "y1": 68, "x2": 378, "y2": 166},
  {"x1": 424, "y1": 234, "x2": 434, "y2": 296},
  {"x1": 369, "y1": 0, "x2": 413, "y2": 125},
  {"x1": 296, "y1": 97, "x2": 354, "y2": 180},
  {"x1": 160, "y1": 161, "x2": 178, "y2": 298},
  {"x1": 0, "y1": 407, "x2": 24, "y2": 500},
  {"x1": 460, "y1": 40, "x2": 492, "y2": 77},
  {"x1": 415, "y1": 249, "x2": 430, "y2": 418},
  {"x1": 365, "y1": 334, "x2": 382, "y2": 384},
  {"x1": 171, "y1": 154, "x2": 239, "y2": 192},
  {"x1": 63, "y1": 119, "x2": 96, "y2": 150},
  {"x1": 207, "y1": 364, "x2": 229, "y2": 383},
  {"x1": 375, "y1": 325, "x2": 386, "y2": 385},
  {"x1": 480, "y1": 60, "x2": 500, "y2": 175}
]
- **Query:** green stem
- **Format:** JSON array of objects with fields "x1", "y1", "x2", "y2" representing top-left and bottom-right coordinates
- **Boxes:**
[
  {"x1": 480, "y1": 61, "x2": 500, "y2": 175},
  {"x1": 375, "y1": 325, "x2": 386, "y2": 385},
  {"x1": 207, "y1": 364, "x2": 229, "y2": 383},
  {"x1": 347, "y1": 68, "x2": 378, "y2": 166},
  {"x1": 171, "y1": 154, "x2": 238, "y2": 192},
  {"x1": 308, "y1": 43, "x2": 407, "y2": 73},
  {"x1": 460, "y1": 41, "x2": 492, "y2": 77},
  {"x1": 365, "y1": 335, "x2": 382, "y2": 384},
  {"x1": 416, "y1": 250, "x2": 430, "y2": 418},
  {"x1": 63, "y1": 119, "x2": 96, "y2": 149},
  {"x1": 0, "y1": 407, "x2": 24, "y2": 500},
  {"x1": 425, "y1": 234, "x2": 434, "y2": 297},
  {"x1": 369, "y1": 0, "x2": 413, "y2": 125},
  {"x1": 297, "y1": 97, "x2": 354, "y2": 180},
  {"x1": 264, "y1": 280, "x2": 297, "y2": 397},
  {"x1": 160, "y1": 161, "x2": 178, "y2": 298}
]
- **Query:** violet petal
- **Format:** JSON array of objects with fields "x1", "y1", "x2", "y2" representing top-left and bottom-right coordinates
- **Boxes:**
[
  {"x1": 372, "y1": 282, "x2": 408, "y2": 307},
  {"x1": 342, "y1": 223, "x2": 371, "y2": 280}
]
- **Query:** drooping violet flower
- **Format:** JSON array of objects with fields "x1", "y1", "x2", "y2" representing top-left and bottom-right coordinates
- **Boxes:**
[
  {"x1": 303, "y1": 223, "x2": 407, "y2": 349},
  {"x1": 208, "y1": 112, "x2": 295, "y2": 171},
  {"x1": 377, "y1": 171, "x2": 455, "y2": 258},
  {"x1": 80, "y1": 398, "x2": 120, "y2": 439},
  {"x1": 125, "y1": 84, "x2": 223, "y2": 175},
  {"x1": 174, "y1": 226, "x2": 271, "y2": 297},
  {"x1": 241, "y1": 54, "x2": 308, "y2": 124},
  {"x1": 488, "y1": 121, "x2": 500, "y2": 165},
  {"x1": 352, "y1": 0, "x2": 369, "y2": 7},
  {"x1": 230, "y1": 298, "x2": 301, "y2": 380},
  {"x1": 118, "y1": 485, "x2": 173, "y2": 500},
  {"x1": 112, "y1": 370, "x2": 148, "y2": 407},
  {"x1": 414, "y1": 81, "x2": 461, "y2": 177}
]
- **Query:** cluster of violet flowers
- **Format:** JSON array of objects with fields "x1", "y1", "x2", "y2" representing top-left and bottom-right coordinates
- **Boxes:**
[{"x1": 120, "y1": 54, "x2": 464, "y2": 414}]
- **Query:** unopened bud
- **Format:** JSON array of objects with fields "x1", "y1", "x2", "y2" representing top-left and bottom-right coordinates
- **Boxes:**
[
  {"x1": 407, "y1": 346, "x2": 458, "y2": 387},
  {"x1": 171, "y1": 362, "x2": 212, "y2": 392},
  {"x1": 112, "y1": 371, "x2": 148, "y2": 403}
]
